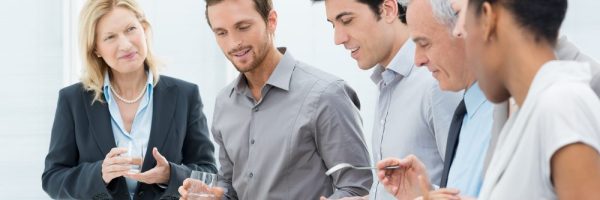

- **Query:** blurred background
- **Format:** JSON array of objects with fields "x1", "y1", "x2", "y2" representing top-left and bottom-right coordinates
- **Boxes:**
[{"x1": 0, "y1": 0, "x2": 598, "y2": 199}]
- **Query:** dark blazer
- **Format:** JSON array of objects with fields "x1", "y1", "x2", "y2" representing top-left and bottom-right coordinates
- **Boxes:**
[{"x1": 42, "y1": 76, "x2": 217, "y2": 200}]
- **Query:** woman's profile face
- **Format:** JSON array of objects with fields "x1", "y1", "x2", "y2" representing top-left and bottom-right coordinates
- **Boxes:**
[
  {"x1": 463, "y1": 2, "x2": 510, "y2": 103},
  {"x1": 95, "y1": 7, "x2": 148, "y2": 75}
]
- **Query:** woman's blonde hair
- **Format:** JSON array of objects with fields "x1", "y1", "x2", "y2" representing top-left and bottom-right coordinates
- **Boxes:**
[{"x1": 79, "y1": 0, "x2": 160, "y2": 103}]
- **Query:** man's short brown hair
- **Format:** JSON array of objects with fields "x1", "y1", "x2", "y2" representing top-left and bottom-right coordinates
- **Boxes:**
[{"x1": 205, "y1": 0, "x2": 273, "y2": 27}]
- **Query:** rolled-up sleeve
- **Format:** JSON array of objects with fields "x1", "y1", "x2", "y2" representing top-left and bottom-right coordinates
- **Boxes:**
[{"x1": 314, "y1": 80, "x2": 373, "y2": 198}]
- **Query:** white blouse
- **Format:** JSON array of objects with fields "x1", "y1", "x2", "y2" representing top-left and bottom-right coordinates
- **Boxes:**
[{"x1": 479, "y1": 60, "x2": 600, "y2": 199}]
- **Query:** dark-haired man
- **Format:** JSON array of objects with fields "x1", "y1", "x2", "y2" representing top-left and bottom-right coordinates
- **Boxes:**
[
  {"x1": 311, "y1": 0, "x2": 462, "y2": 199},
  {"x1": 179, "y1": 0, "x2": 373, "y2": 199}
]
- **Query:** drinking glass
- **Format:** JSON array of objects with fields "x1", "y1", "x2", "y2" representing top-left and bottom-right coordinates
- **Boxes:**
[
  {"x1": 117, "y1": 140, "x2": 144, "y2": 173},
  {"x1": 188, "y1": 171, "x2": 218, "y2": 200}
]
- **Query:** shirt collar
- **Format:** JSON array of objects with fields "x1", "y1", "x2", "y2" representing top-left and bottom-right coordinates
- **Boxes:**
[
  {"x1": 371, "y1": 40, "x2": 416, "y2": 84},
  {"x1": 463, "y1": 82, "x2": 487, "y2": 119},
  {"x1": 231, "y1": 47, "x2": 295, "y2": 96},
  {"x1": 103, "y1": 70, "x2": 154, "y2": 101}
]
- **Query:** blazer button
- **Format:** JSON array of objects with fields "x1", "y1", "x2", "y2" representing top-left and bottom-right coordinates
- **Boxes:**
[{"x1": 138, "y1": 191, "x2": 144, "y2": 197}]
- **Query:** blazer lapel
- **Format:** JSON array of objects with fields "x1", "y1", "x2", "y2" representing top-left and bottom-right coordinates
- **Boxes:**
[
  {"x1": 142, "y1": 78, "x2": 178, "y2": 171},
  {"x1": 83, "y1": 91, "x2": 116, "y2": 156}
]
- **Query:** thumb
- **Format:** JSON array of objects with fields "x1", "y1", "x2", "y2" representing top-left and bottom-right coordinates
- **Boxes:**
[
  {"x1": 319, "y1": 197, "x2": 328, "y2": 200},
  {"x1": 152, "y1": 147, "x2": 168, "y2": 166},
  {"x1": 418, "y1": 175, "x2": 430, "y2": 200}
]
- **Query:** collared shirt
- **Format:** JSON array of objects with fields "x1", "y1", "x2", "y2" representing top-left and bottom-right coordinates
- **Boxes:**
[
  {"x1": 103, "y1": 71, "x2": 154, "y2": 199},
  {"x1": 480, "y1": 61, "x2": 600, "y2": 199},
  {"x1": 369, "y1": 41, "x2": 462, "y2": 200},
  {"x1": 212, "y1": 48, "x2": 372, "y2": 200},
  {"x1": 446, "y1": 82, "x2": 493, "y2": 197}
]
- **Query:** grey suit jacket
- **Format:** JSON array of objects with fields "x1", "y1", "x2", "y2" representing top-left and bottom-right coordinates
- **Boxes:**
[
  {"x1": 42, "y1": 76, "x2": 217, "y2": 200},
  {"x1": 484, "y1": 36, "x2": 600, "y2": 174}
]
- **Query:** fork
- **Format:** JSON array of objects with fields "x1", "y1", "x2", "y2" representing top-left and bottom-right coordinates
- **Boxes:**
[{"x1": 325, "y1": 163, "x2": 401, "y2": 176}]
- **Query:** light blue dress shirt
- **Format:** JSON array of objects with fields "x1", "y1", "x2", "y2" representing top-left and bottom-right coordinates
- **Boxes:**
[
  {"x1": 103, "y1": 71, "x2": 153, "y2": 199},
  {"x1": 369, "y1": 40, "x2": 463, "y2": 200},
  {"x1": 446, "y1": 82, "x2": 493, "y2": 197}
]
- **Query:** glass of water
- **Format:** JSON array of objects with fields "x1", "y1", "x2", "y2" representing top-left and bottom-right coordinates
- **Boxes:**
[
  {"x1": 117, "y1": 140, "x2": 144, "y2": 173},
  {"x1": 188, "y1": 171, "x2": 218, "y2": 200}
]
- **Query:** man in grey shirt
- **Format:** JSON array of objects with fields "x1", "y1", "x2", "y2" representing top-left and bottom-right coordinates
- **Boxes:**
[
  {"x1": 179, "y1": 0, "x2": 372, "y2": 199},
  {"x1": 311, "y1": 0, "x2": 462, "y2": 199}
]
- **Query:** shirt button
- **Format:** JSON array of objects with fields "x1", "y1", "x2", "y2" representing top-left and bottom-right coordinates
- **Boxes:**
[
  {"x1": 253, "y1": 107, "x2": 259, "y2": 112},
  {"x1": 249, "y1": 172, "x2": 254, "y2": 178},
  {"x1": 250, "y1": 139, "x2": 255, "y2": 144}
]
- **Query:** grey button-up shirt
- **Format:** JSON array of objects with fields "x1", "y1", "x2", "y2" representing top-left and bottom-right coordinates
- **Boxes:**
[
  {"x1": 369, "y1": 41, "x2": 462, "y2": 200},
  {"x1": 212, "y1": 48, "x2": 372, "y2": 200}
]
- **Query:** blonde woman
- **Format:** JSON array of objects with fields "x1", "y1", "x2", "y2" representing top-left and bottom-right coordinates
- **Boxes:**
[{"x1": 42, "y1": 0, "x2": 216, "y2": 199}]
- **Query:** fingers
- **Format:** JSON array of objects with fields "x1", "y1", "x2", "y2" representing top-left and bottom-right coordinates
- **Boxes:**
[
  {"x1": 124, "y1": 167, "x2": 157, "y2": 183},
  {"x1": 178, "y1": 185, "x2": 188, "y2": 200},
  {"x1": 377, "y1": 158, "x2": 403, "y2": 182},
  {"x1": 179, "y1": 181, "x2": 223, "y2": 200},
  {"x1": 103, "y1": 156, "x2": 136, "y2": 166},
  {"x1": 101, "y1": 148, "x2": 132, "y2": 183},
  {"x1": 435, "y1": 188, "x2": 460, "y2": 194},
  {"x1": 405, "y1": 155, "x2": 428, "y2": 173},
  {"x1": 428, "y1": 191, "x2": 461, "y2": 200},
  {"x1": 182, "y1": 178, "x2": 192, "y2": 189},
  {"x1": 101, "y1": 166, "x2": 130, "y2": 184},
  {"x1": 124, "y1": 171, "x2": 144, "y2": 180},
  {"x1": 103, "y1": 163, "x2": 130, "y2": 174},
  {"x1": 105, "y1": 147, "x2": 128, "y2": 159},
  {"x1": 210, "y1": 187, "x2": 225, "y2": 199},
  {"x1": 428, "y1": 194, "x2": 460, "y2": 200},
  {"x1": 153, "y1": 147, "x2": 169, "y2": 166},
  {"x1": 418, "y1": 175, "x2": 430, "y2": 200},
  {"x1": 428, "y1": 188, "x2": 460, "y2": 200},
  {"x1": 377, "y1": 158, "x2": 402, "y2": 170}
]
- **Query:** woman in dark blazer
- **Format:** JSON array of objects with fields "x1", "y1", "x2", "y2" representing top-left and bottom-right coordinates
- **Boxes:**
[{"x1": 41, "y1": 0, "x2": 216, "y2": 199}]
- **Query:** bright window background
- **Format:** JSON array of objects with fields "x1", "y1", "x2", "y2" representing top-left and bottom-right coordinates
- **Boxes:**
[{"x1": 0, "y1": 0, "x2": 598, "y2": 199}]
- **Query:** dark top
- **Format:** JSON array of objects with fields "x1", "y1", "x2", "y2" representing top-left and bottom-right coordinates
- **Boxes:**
[{"x1": 42, "y1": 75, "x2": 217, "y2": 200}]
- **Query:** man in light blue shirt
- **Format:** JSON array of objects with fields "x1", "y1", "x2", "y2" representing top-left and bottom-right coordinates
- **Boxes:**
[
  {"x1": 445, "y1": 83, "x2": 493, "y2": 197},
  {"x1": 313, "y1": 0, "x2": 462, "y2": 199},
  {"x1": 376, "y1": 0, "x2": 494, "y2": 198}
]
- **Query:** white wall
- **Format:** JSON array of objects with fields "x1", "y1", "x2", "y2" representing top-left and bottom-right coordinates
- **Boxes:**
[
  {"x1": 0, "y1": 0, "x2": 63, "y2": 199},
  {"x1": 0, "y1": 0, "x2": 598, "y2": 199},
  {"x1": 562, "y1": 0, "x2": 600, "y2": 59}
]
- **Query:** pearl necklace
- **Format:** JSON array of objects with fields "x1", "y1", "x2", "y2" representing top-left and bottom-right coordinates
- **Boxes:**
[{"x1": 110, "y1": 84, "x2": 148, "y2": 104}]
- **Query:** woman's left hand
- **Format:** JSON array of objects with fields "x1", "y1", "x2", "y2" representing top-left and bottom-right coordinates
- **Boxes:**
[{"x1": 125, "y1": 147, "x2": 170, "y2": 184}]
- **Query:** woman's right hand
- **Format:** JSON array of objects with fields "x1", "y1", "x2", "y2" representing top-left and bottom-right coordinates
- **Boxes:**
[{"x1": 101, "y1": 147, "x2": 133, "y2": 184}]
